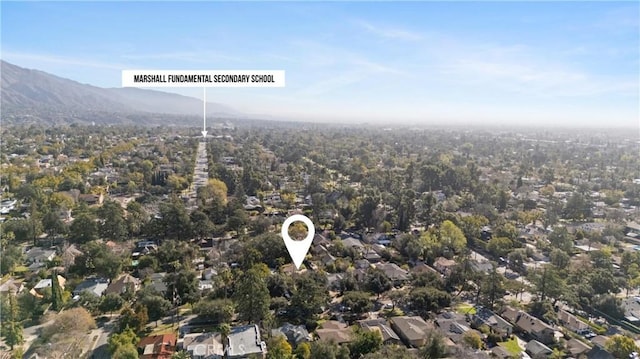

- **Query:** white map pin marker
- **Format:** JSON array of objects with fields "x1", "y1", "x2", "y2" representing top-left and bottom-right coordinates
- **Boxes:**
[{"x1": 281, "y1": 214, "x2": 315, "y2": 270}]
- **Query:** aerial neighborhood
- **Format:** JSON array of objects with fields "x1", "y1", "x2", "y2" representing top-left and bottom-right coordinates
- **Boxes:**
[{"x1": 1, "y1": 122, "x2": 639, "y2": 359}]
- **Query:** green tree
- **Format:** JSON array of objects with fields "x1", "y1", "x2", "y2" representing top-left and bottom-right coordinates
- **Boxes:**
[
  {"x1": 458, "y1": 215, "x2": 489, "y2": 243},
  {"x1": 349, "y1": 328, "x2": 382, "y2": 358},
  {"x1": 50, "y1": 272, "x2": 64, "y2": 311},
  {"x1": 289, "y1": 271, "x2": 330, "y2": 321},
  {"x1": 69, "y1": 212, "x2": 98, "y2": 243},
  {"x1": 1, "y1": 242, "x2": 24, "y2": 276},
  {"x1": 156, "y1": 196, "x2": 192, "y2": 240},
  {"x1": 266, "y1": 335, "x2": 293, "y2": 359},
  {"x1": 42, "y1": 210, "x2": 67, "y2": 239},
  {"x1": 71, "y1": 241, "x2": 123, "y2": 279},
  {"x1": 118, "y1": 305, "x2": 148, "y2": 333},
  {"x1": 164, "y1": 270, "x2": 200, "y2": 306},
  {"x1": 409, "y1": 287, "x2": 451, "y2": 315},
  {"x1": 486, "y1": 237, "x2": 513, "y2": 258},
  {"x1": 191, "y1": 210, "x2": 215, "y2": 239},
  {"x1": 549, "y1": 248, "x2": 570, "y2": 270},
  {"x1": 193, "y1": 299, "x2": 234, "y2": 324},
  {"x1": 357, "y1": 192, "x2": 380, "y2": 231},
  {"x1": 342, "y1": 291, "x2": 373, "y2": 316},
  {"x1": 420, "y1": 331, "x2": 447, "y2": 359},
  {"x1": 563, "y1": 192, "x2": 592, "y2": 220},
  {"x1": 309, "y1": 340, "x2": 349, "y2": 359},
  {"x1": 73, "y1": 290, "x2": 102, "y2": 314},
  {"x1": 167, "y1": 174, "x2": 190, "y2": 193},
  {"x1": 294, "y1": 342, "x2": 311, "y2": 359},
  {"x1": 365, "y1": 268, "x2": 392, "y2": 298},
  {"x1": 112, "y1": 344, "x2": 139, "y2": 359},
  {"x1": 227, "y1": 208, "x2": 248, "y2": 234},
  {"x1": 530, "y1": 266, "x2": 567, "y2": 305},
  {"x1": 548, "y1": 227, "x2": 574, "y2": 254},
  {"x1": 495, "y1": 223, "x2": 518, "y2": 241},
  {"x1": 126, "y1": 201, "x2": 149, "y2": 237},
  {"x1": 462, "y1": 331, "x2": 482, "y2": 350},
  {"x1": 98, "y1": 200, "x2": 128, "y2": 241},
  {"x1": 234, "y1": 265, "x2": 271, "y2": 324},
  {"x1": 605, "y1": 335, "x2": 639, "y2": 358},
  {"x1": 478, "y1": 266, "x2": 505, "y2": 311},
  {"x1": 137, "y1": 290, "x2": 172, "y2": 325},
  {"x1": 438, "y1": 220, "x2": 466, "y2": 253},
  {"x1": 100, "y1": 293, "x2": 125, "y2": 314},
  {"x1": 2, "y1": 294, "x2": 24, "y2": 350},
  {"x1": 172, "y1": 351, "x2": 190, "y2": 359},
  {"x1": 108, "y1": 326, "x2": 139, "y2": 354}
]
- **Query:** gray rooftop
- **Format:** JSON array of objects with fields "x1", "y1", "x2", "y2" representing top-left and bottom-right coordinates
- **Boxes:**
[{"x1": 227, "y1": 324, "x2": 265, "y2": 358}]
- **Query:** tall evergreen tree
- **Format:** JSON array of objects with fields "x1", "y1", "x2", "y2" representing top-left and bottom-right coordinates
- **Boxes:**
[
  {"x1": 2, "y1": 293, "x2": 24, "y2": 350},
  {"x1": 51, "y1": 271, "x2": 64, "y2": 311}
]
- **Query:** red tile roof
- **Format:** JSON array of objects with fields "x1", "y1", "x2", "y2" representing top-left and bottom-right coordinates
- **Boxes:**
[{"x1": 138, "y1": 333, "x2": 177, "y2": 359}]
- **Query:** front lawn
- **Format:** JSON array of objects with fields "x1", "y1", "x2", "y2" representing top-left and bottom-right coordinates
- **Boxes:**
[
  {"x1": 147, "y1": 322, "x2": 178, "y2": 336},
  {"x1": 455, "y1": 303, "x2": 476, "y2": 315},
  {"x1": 498, "y1": 337, "x2": 523, "y2": 355},
  {"x1": 381, "y1": 308, "x2": 404, "y2": 318}
]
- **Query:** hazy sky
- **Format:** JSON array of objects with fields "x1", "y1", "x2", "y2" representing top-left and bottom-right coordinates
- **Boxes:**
[{"x1": 2, "y1": 1, "x2": 638, "y2": 127}]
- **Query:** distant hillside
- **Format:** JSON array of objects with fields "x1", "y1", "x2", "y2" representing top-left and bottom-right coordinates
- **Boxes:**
[{"x1": 0, "y1": 61, "x2": 241, "y2": 125}]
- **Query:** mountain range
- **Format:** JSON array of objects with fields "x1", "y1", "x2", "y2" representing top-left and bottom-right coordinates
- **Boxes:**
[{"x1": 1, "y1": 60, "x2": 243, "y2": 126}]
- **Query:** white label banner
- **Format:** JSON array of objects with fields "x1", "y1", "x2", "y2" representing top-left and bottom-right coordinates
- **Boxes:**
[{"x1": 122, "y1": 70, "x2": 285, "y2": 88}]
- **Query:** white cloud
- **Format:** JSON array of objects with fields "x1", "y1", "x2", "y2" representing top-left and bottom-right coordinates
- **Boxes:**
[
  {"x1": 287, "y1": 39, "x2": 408, "y2": 96},
  {"x1": 433, "y1": 41, "x2": 638, "y2": 98},
  {"x1": 352, "y1": 19, "x2": 422, "y2": 41}
]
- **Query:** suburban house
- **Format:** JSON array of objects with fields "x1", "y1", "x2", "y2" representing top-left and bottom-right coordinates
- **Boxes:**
[
  {"x1": 30, "y1": 275, "x2": 66, "y2": 298},
  {"x1": 179, "y1": 332, "x2": 224, "y2": 359},
  {"x1": 357, "y1": 319, "x2": 401, "y2": 345},
  {"x1": 557, "y1": 309, "x2": 589, "y2": 333},
  {"x1": 473, "y1": 306, "x2": 513, "y2": 337},
  {"x1": 316, "y1": 321, "x2": 353, "y2": 345},
  {"x1": 566, "y1": 338, "x2": 591, "y2": 357},
  {"x1": 389, "y1": 316, "x2": 434, "y2": 348},
  {"x1": 61, "y1": 244, "x2": 83, "y2": 269},
  {"x1": 138, "y1": 333, "x2": 177, "y2": 359},
  {"x1": 149, "y1": 272, "x2": 168, "y2": 294},
  {"x1": 271, "y1": 323, "x2": 311, "y2": 347},
  {"x1": 502, "y1": 307, "x2": 555, "y2": 345},
  {"x1": 411, "y1": 262, "x2": 440, "y2": 276},
  {"x1": 585, "y1": 345, "x2": 615, "y2": 359},
  {"x1": 375, "y1": 263, "x2": 409, "y2": 285},
  {"x1": 341, "y1": 237, "x2": 365, "y2": 252},
  {"x1": 363, "y1": 248, "x2": 382, "y2": 263},
  {"x1": 625, "y1": 221, "x2": 640, "y2": 237},
  {"x1": 525, "y1": 340, "x2": 552, "y2": 359},
  {"x1": 25, "y1": 247, "x2": 56, "y2": 270},
  {"x1": 490, "y1": 346, "x2": 513, "y2": 359},
  {"x1": 105, "y1": 273, "x2": 140, "y2": 296},
  {"x1": 435, "y1": 311, "x2": 477, "y2": 345},
  {"x1": 78, "y1": 193, "x2": 104, "y2": 206},
  {"x1": 73, "y1": 277, "x2": 109, "y2": 297},
  {"x1": 226, "y1": 324, "x2": 266, "y2": 359},
  {"x1": 0, "y1": 278, "x2": 25, "y2": 294},
  {"x1": 433, "y1": 257, "x2": 456, "y2": 276}
]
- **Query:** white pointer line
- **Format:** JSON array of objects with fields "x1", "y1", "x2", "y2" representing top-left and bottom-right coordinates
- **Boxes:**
[{"x1": 202, "y1": 87, "x2": 207, "y2": 138}]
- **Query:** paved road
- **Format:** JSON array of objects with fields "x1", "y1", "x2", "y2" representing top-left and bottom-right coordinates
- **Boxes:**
[
  {"x1": 21, "y1": 319, "x2": 54, "y2": 353},
  {"x1": 88, "y1": 316, "x2": 117, "y2": 359}
]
